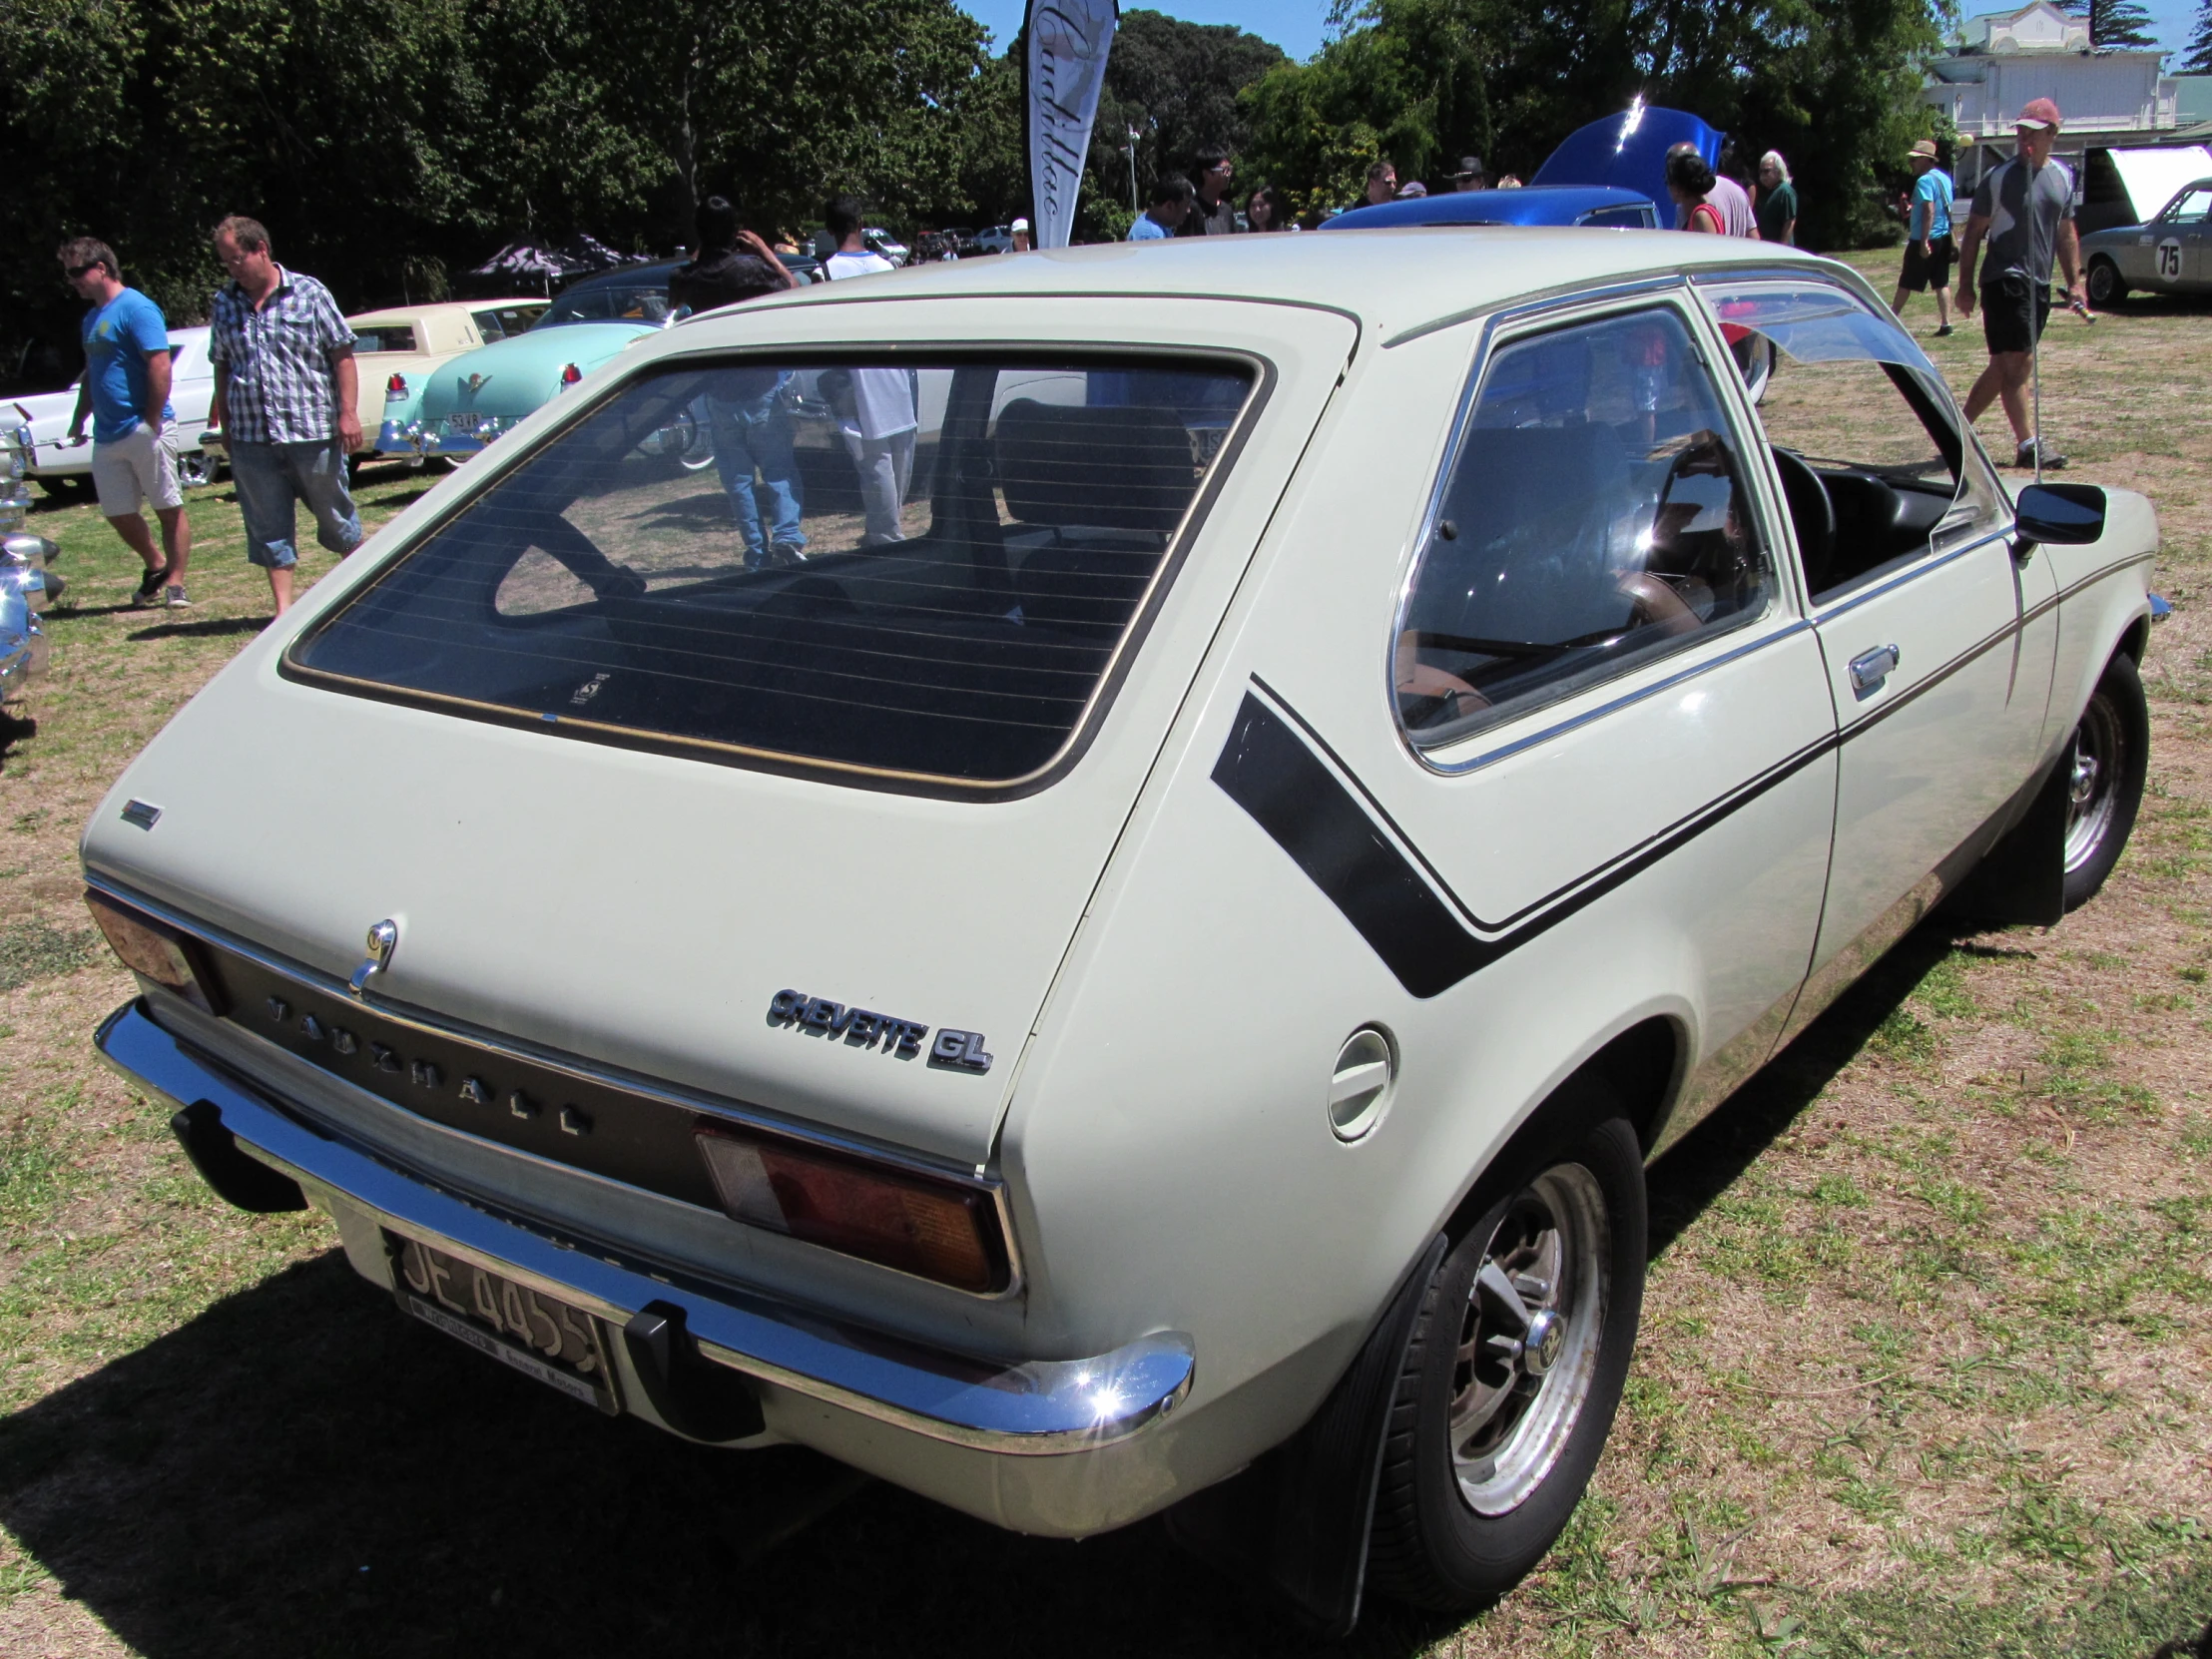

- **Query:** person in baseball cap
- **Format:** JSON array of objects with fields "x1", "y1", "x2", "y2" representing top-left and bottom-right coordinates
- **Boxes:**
[
  {"x1": 1011, "y1": 217, "x2": 1032, "y2": 253},
  {"x1": 1956, "y1": 98, "x2": 2083, "y2": 468}
]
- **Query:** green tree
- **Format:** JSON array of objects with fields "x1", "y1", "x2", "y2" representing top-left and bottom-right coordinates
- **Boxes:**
[
  {"x1": 2077, "y1": 0, "x2": 2158, "y2": 48},
  {"x1": 1244, "y1": 0, "x2": 1942, "y2": 245},
  {"x1": 2185, "y1": 0, "x2": 2212, "y2": 71}
]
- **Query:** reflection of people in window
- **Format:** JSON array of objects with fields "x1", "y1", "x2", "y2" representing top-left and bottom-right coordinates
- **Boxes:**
[{"x1": 820, "y1": 198, "x2": 918, "y2": 544}]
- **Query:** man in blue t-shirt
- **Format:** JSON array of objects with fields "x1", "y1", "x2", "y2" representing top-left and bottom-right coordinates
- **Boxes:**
[
  {"x1": 1128, "y1": 178, "x2": 1194, "y2": 240},
  {"x1": 59, "y1": 238, "x2": 193, "y2": 606},
  {"x1": 1890, "y1": 140, "x2": 1957, "y2": 336}
]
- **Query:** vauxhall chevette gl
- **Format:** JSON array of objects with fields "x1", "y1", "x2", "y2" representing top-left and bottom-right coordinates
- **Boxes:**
[{"x1": 84, "y1": 230, "x2": 2156, "y2": 1628}]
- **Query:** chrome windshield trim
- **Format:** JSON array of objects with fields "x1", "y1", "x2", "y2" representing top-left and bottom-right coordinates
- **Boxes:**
[
  {"x1": 96, "y1": 999, "x2": 1191, "y2": 1454},
  {"x1": 80, "y1": 870, "x2": 1019, "y2": 1279}
]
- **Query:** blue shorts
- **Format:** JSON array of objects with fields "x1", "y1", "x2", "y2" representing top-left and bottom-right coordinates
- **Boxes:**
[{"x1": 230, "y1": 439, "x2": 360, "y2": 570}]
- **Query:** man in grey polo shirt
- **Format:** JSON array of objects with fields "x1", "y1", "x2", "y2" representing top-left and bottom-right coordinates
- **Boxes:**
[
  {"x1": 207, "y1": 214, "x2": 362, "y2": 615},
  {"x1": 1956, "y1": 99, "x2": 2083, "y2": 469}
]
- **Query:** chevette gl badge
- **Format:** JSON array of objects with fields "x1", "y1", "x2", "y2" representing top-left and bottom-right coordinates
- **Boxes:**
[{"x1": 766, "y1": 988, "x2": 992, "y2": 1074}]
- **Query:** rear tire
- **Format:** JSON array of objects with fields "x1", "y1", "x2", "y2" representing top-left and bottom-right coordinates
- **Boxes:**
[
  {"x1": 2086, "y1": 258, "x2": 2127, "y2": 308},
  {"x1": 1367, "y1": 1095, "x2": 1645, "y2": 1610},
  {"x1": 2062, "y1": 650, "x2": 2149, "y2": 911}
]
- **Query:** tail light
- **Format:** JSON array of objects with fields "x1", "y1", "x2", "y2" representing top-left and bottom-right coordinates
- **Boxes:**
[
  {"x1": 695, "y1": 1125, "x2": 1009, "y2": 1293},
  {"x1": 560, "y1": 362, "x2": 582, "y2": 386},
  {"x1": 385, "y1": 371, "x2": 408, "y2": 396},
  {"x1": 85, "y1": 889, "x2": 225, "y2": 1014}
]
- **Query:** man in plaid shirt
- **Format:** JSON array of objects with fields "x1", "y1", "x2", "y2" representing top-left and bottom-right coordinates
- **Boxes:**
[{"x1": 208, "y1": 215, "x2": 362, "y2": 615}]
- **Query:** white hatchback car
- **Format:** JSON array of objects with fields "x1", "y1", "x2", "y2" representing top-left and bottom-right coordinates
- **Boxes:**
[{"x1": 83, "y1": 232, "x2": 2157, "y2": 1629}]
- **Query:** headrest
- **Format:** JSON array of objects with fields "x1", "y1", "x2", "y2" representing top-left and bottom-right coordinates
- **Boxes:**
[{"x1": 995, "y1": 400, "x2": 1198, "y2": 534}]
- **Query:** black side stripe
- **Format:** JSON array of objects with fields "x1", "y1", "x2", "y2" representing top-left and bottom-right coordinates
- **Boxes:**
[
  {"x1": 1212, "y1": 692, "x2": 1486, "y2": 997},
  {"x1": 1213, "y1": 688, "x2": 1832, "y2": 998},
  {"x1": 1221, "y1": 562, "x2": 2144, "y2": 998}
]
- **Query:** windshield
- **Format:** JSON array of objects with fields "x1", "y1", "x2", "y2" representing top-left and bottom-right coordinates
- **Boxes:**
[
  {"x1": 544, "y1": 281, "x2": 673, "y2": 327},
  {"x1": 286, "y1": 354, "x2": 1255, "y2": 789}
]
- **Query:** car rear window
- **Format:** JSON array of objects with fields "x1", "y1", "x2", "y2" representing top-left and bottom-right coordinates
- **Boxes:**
[
  {"x1": 353, "y1": 325, "x2": 419, "y2": 353},
  {"x1": 286, "y1": 354, "x2": 1254, "y2": 789}
]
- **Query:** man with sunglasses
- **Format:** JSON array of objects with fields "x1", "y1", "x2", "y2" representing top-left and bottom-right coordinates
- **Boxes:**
[{"x1": 57, "y1": 238, "x2": 193, "y2": 607}]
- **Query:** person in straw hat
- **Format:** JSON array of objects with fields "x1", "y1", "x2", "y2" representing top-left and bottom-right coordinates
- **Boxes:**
[{"x1": 1891, "y1": 139, "x2": 1957, "y2": 334}]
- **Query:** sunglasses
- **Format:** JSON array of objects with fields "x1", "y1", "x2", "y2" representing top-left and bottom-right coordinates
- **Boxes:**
[{"x1": 65, "y1": 263, "x2": 105, "y2": 278}]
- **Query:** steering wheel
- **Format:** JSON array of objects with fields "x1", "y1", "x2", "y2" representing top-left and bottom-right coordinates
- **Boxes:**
[
  {"x1": 1770, "y1": 448, "x2": 1836, "y2": 594},
  {"x1": 1617, "y1": 571, "x2": 1700, "y2": 638}
]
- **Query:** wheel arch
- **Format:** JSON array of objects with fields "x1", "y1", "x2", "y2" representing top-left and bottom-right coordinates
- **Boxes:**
[{"x1": 1438, "y1": 1012, "x2": 1685, "y2": 1247}]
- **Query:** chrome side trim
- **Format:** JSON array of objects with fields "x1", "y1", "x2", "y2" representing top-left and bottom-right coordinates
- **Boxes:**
[
  {"x1": 96, "y1": 999, "x2": 1193, "y2": 1454},
  {"x1": 1809, "y1": 526, "x2": 2014, "y2": 624},
  {"x1": 1419, "y1": 620, "x2": 1815, "y2": 777},
  {"x1": 80, "y1": 869, "x2": 1024, "y2": 1292}
]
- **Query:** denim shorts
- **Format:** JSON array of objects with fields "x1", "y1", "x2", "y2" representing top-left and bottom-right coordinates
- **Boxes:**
[{"x1": 229, "y1": 439, "x2": 361, "y2": 570}]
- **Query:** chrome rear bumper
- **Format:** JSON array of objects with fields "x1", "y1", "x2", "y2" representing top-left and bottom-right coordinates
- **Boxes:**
[{"x1": 96, "y1": 998, "x2": 1193, "y2": 1455}]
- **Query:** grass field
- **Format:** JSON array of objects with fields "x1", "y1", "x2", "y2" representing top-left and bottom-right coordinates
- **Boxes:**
[{"x1": 2, "y1": 251, "x2": 2210, "y2": 1658}]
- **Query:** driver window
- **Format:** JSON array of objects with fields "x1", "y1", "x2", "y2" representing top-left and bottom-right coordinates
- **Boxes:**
[
  {"x1": 1717, "y1": 286, "x2": 1979, "y2": 602},
  {"x1": 1395, "y1": 306, "x2": 1774, "y2": 745},
  {"x1": 2167, "y1": 187, "x2": 2212, "y2": 224}
]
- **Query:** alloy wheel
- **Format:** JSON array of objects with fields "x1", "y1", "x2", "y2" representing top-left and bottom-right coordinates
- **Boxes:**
[
  {"x1": 1448, "y1": 1161, "x2": 1610, "y2": 1515},
  {"x1": 2065, "y1": 697, "x2": 2126, "y2": 874}
]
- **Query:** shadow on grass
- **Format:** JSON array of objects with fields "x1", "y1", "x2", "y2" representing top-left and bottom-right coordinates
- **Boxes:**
[
  {"x1": 0, "y1": 1251, "x2": 1446, "y2": 1658},
  {"x1": 127, "y1": 616, "x2": 270, "y2": 643},
  {"x1": 0, "y1": 707, "x2": 36, "y2": 766},
  {"x1": 1647, "y1": 917, "x2": 1973, "y2": 1255},
  {"x1": 0, "y1": 918, "x2": 2007, "y2": 1659}
]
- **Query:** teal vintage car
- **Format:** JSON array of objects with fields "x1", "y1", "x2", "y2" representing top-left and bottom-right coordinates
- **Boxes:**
[{"x1": 381, "y1": 263, "x2": 683, "y2": 458}]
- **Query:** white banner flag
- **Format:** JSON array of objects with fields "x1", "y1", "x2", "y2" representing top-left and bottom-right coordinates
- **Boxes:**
[{"x1": 1025, "y1": 0, "x2": 1118, "y2": 249}]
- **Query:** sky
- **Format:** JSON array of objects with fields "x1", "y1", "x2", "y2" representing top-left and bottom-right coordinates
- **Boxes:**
[{"x1": 964, "y1": 1, "x2": 2205, "y2": 67}]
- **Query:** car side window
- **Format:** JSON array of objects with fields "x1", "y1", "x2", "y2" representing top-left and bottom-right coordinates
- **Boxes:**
[
  {"x1": 1702, "y1": 279, "x2": 1996, "y2": 604},
  {"x1": 1394, "y1": 305, "x2": 1774, "y2": 745},
  {"x1": 2166, "y1": 187, "x2": 2212, "y2": 225}
]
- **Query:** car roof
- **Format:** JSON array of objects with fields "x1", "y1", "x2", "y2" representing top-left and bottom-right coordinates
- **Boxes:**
[
  {"x1": 1324, "y1": 186, "x2": 1656, "y2": 231},
  {"x1": 670, "y1": 227, "x2": 1833, "y2": 347},
  {"x1": 557, "y1": 260, "x2": 686, "y2": 294},
  {"x1": 347, "y1": 299, "x2": 547, "y2": 326}
]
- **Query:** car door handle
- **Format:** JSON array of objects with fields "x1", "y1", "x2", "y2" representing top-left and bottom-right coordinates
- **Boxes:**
[{"x1": 1849, "y1": 644, "x2": 1901, "y2": 697}]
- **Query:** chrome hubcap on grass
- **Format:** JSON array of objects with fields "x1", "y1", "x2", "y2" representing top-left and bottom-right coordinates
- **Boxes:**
[
  {"x1": 1449, "y1": 1162, "x2": 1609, "y2": 1516},
  {"x1": 2065, "y1": 697, "x2": 2125, "y2": 873}
]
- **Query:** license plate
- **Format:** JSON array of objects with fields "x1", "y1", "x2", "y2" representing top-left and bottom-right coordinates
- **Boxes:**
[
  {"x1": 387, "y1": 1232, "x2": 621, "y2": 1413},
  {"x1": 446, "y1": 411, "x2": 479, "y2": 432}
]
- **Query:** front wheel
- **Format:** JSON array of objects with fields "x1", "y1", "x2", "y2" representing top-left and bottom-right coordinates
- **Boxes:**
[
  {"x1": 177, "y1": 449, "x2": 220, "y2": 489},
  {"x1": 1367, "y1": 1106, "x2": 1646, "y2": 1610},
  {"x1": 2086, "y1": 258, "x2": 2127, "y2": 308},
  {"x1": 2062, "y1": 650, "x2": 2149, "y2": 910}
]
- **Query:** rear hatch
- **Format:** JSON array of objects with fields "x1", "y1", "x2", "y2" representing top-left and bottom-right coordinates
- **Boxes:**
[{"x1": 86, "y1": 301, "x2": 1356, "y2": 1172}]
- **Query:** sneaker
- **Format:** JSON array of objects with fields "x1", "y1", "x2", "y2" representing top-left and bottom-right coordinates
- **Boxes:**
[
  {"x1": 130, "y1": 567, "x2": 168, "y2": 607},
  {"x1": 2015, "y1": 439, "x2": 2068, "y2": 470},
  {"x1": 1935, "y1": 324, "x2": 1954, "y2": 336},
  {"x1": 164, "y1": 584, "x2": 192, "y2": 607}
]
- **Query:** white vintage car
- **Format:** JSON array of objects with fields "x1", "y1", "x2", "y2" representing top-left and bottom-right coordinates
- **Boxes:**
[
  {"x1": 81, "y1": 232, "x2": 2157, "y2": 1628},
  {"x1": 13, "y1": 324, "x2": 222, "y2": 500}
]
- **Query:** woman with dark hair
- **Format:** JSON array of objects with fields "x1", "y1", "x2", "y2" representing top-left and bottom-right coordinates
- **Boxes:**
[
  {"x1": 1247, "y1": 186, "x2": 1292, "y2": 232},
  {"x1": 1666, "y1": 150, "x2": 1724, "y2": 235}
]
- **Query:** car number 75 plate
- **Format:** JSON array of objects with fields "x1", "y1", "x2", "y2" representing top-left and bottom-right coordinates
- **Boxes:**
[{"x1": 386, "y1": 1231, "x2": 621, "y2": 1414}]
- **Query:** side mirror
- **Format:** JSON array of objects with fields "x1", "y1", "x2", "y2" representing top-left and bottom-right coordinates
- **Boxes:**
[{"x1": 2013, "y1": 482, "x2": 2106, "y2": 552}]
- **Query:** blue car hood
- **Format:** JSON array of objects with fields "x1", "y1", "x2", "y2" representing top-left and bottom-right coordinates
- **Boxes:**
[
  {"x1": 1532, "y1": 101, "x2": 1726, "y2": 225},
  {"x1": 1323, "y1": 185, "x2": 1655, "y2": 231}
]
